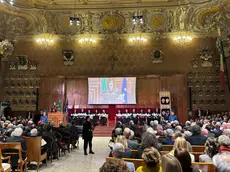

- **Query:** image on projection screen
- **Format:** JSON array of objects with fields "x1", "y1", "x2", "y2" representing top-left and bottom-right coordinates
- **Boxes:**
[{"x1": 88, "y1": 77, "x2": 136, "y2": 104}]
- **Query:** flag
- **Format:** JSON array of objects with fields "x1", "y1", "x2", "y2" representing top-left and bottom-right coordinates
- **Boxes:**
[
  {"x1": 121, "y1": 78, "x2": 127, "y2": 104},
  {"x1": 101, "y1": 78, "x2": 107, "y2": 93},
  {"x1": 57, "y1": 99, "x2": 62, "y2": 112},
  {"x1": 65, "y1": 99, "x2": 68, "y2": 120},
  {"x1": 218, "y1": 28, "x2": 230, "y2": 92}
]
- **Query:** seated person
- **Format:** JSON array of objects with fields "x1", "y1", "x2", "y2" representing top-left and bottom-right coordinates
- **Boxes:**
[
  {"x1": 174, "y1": 148, "x2": 200, "y2": 172},
  {"x1": 136, "y1": 147, "x2": 162, "y2": 172},
  {"x1": 30, "y1": 128, "x2": 47, "y2": 155},
  {"x1": 123, "y1": 128, "x2": 139, "y2": 150},
  {"x1": 186, "y1": 125, "x2": 207, "y2": 145},
  {"x1": 136, "y1": 131, "x2": 161, "y2": 159},
  {"x1": 161, "y1": 154, "x2": 182, "y2": 172},
  {"x1": 100, "y1": 160, "x2": 129, "y2": 172},
  {"x1": 199, "y1": 137, "x2": 219, "y2": 162},
  {"x1": 162, "y1": 129, "x2": 174, "y2": 145},
  {"x1": 109, "y1": 135, "x2": 132, "y2": 158},
  {"x1": 169, "y1": 137, "x2": 195, "y2": 162},
  {"x1": 218, "y1": 135, "x2": 230, "y2": 153},
  {"x1": 6, "y1": 127, "x2": 27, "y2": 168},
  {"x1": 111, "y1": 143, "x2": 135, "y2": 172},
  {"x1": 42, "y1": 124, "x2": 59, "y2": 159}
]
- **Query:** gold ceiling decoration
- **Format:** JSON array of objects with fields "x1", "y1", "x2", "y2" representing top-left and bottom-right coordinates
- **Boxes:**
[
  {"x1": 101, "y1": 14, "x2": 124, "y2": 31},
  {"x1": 0, "y1": 0, "x2": 230, "y2": 39}
]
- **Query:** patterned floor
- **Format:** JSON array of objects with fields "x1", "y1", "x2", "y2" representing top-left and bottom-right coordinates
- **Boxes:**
[{"x1": 29, "y1": 137, "x2": 110, "y2": 172}]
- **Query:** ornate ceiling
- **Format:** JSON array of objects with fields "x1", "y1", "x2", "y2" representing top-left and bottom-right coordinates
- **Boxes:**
[{"x1": 0, "y1": 0, "x2": 229, "y2": 40}]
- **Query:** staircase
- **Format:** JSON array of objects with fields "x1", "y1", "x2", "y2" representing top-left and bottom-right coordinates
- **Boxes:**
[{"x1": 93, "y1": 124, "x2": 115, "y2": 137}]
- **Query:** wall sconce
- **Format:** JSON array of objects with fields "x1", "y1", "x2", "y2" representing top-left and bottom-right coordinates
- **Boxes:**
[
  {"x1": 35, "y1": 33, "x2": 55, "y2": 49},
  {"x1": 173, "y1": 32, "x2": 193, "y2": 46}
]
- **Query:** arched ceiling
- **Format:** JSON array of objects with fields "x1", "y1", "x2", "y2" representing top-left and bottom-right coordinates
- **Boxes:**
[{"x1": 0, "y1": 0, "x2": 229, "y2": 40}]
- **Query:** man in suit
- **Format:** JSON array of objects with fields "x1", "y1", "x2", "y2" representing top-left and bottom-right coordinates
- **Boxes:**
[
  {"x1": 186, "y1": 125, "x2": 207, "y2": 145},
  {"x1": 195, "y1": 108, "x2": 202, "y2": 119},
  {"x1": 82, "y1": 116, "x2": 94, "y2": 155}
]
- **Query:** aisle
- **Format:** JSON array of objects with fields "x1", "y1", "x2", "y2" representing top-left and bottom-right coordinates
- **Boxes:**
[{"x1": 29, "y1": 137, "x2": 110, "y2": 172}]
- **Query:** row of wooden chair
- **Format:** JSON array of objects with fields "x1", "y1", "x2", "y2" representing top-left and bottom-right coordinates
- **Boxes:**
[
  {"x1": 0, "y1": 142, "x2": 27, "y2": 172},
  {"x1": 106, "y1": 157, "x2": 216, "y2": 172},
  {"x1": 130, "y1": 150, "x2": 203, "y2": 162},
  {"x1": 162, "y1": 145, "x2": 205, "y2": 152}
]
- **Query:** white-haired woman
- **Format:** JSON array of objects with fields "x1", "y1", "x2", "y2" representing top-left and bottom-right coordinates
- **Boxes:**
[{"x1": 7, "y1": 127, "x2": 27, "y2": 169}]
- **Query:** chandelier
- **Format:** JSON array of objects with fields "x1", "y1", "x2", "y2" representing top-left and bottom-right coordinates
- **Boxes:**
[
  {"x1": 36, "y1": 33, "x2": 55, "y2": 49},
  {"x1": 173, "y1": 32, "x2": 193, "y2": 45}
]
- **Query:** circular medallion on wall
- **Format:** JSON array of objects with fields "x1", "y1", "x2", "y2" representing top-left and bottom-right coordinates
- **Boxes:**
[
  {"x1": 101, "y1": 14, "x2": 124, "y2": 31},
  {"x1": 147, "y1": 11, "x2": 168, "y2": 31}
]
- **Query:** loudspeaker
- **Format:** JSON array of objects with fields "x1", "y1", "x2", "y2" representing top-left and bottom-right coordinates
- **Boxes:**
[
  {"x1": 188, "y1": 87, "x2": 192, "y2": 111},
  {"x1": 36, "y1": 88, "x2": 39, "y2": 111}
]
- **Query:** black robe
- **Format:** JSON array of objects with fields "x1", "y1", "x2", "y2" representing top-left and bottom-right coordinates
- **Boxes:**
[{"x1": 82, "y1": 121, "x2": 93, "y2": 141}]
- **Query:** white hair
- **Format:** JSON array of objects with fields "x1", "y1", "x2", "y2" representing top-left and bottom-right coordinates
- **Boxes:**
[
  {"x1": 223, "y1": 129, "x2": 230, "y2": 136},
  {"x1": 218, "y1": 135, "x2": 230, "y2": 146},
  {"x1": 112, "y1": 143, "x2": 124, "y2": 153},
  {"x1": 184, "y1": 131, "x2": 192, "y2": 138},
  {"x1": 147, "y1": 127, "x2": 157, "y2": 135},
  {"x1": 115, "y1": 128, "x2": 122, "y2": 136},
  {"x1": 164, "y1": 129, "x2": 174, "y2": 137},
  {"x1": 129, "y1": 130, "x2": 134, "y2": 139},
  {"x1": 123, "y1": 128, "x2": 131, "y2": 138},
  {"x1": 175, "y1": 126, "x2": 182, "y2": 131},
  {"x1": 185, "y1": 121, "x2": 191, "y2": 126},
  {"x1": 11, "y1": 127, "x2": 23, "y2": 137},
  {"x1": 30, "y1": 128, "x2": 38, "y2": 136}
]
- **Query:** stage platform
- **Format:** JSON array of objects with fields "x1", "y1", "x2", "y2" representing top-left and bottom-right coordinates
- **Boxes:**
[{"x1": 93, "y1": 124, "x2": 115, "y2": 137}]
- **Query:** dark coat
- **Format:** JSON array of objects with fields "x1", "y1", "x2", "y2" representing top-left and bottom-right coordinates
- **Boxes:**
[
  {"x1": 186, "y1": 135, "x2": 207, "y2": 145},
  {"x1": 127, "y1": 139, "x2": 139, "y2": 150},
  {"x1": 6, "y1": 136, "x2": 27, "y2": 166},
  {"x1": 162, "y1": 137, "x2": 174, "y2": 145},
  {"x1": 82, "y1": 121, "x2": 93, "y2": 141}
]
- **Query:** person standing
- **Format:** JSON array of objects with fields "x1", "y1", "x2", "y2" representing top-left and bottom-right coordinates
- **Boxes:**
[
  {"x1": 168, "y1": 110, "x2": 178, "y2": 122},
  {"x1": 82, "y1": 116, "x2": 95, "y2": 155}
]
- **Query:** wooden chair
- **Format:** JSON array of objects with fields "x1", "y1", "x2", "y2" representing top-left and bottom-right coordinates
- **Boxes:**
[
  {"x1": 160, "y1": 151, "x2": 203, "y2": 162},
  {"x1": 23, "y1": 137, "x2": 47, "y2": 171},
  {"x1": 0, "y1": 149, "x2": 11, "y2": 172},
  {"x1": 0, "y1": 142, "x2": 27, "y2": 172},
  {"x1": 192, "y1": 162, "x2": 215, "y2": 172},
  {"x1": 131, "y1": 150, "x2": 138, "y2": 158},
  {"x1": 192, "y1": 146, "x2": 205, "y2": 152},
  {"x1": 106, "y1": 157, "x2": 145, "y2": 170},
  {"x1": 162, "y1": 145, "x2": 205, "y2": 153},
  {"x1": 122, "y1": 158, "x2": 145, "y2": 169},
  {"x1": 162, "y1": 145, "x2": 173, "y2": 151}
]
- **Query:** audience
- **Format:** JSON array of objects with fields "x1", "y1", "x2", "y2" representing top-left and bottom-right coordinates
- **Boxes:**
[
  {"x1": 136, "y1": 147, "x2": 162, "y2": 172},
  {"x1": 123, "y1": 128, "x2": 139, "y2": 150}
]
